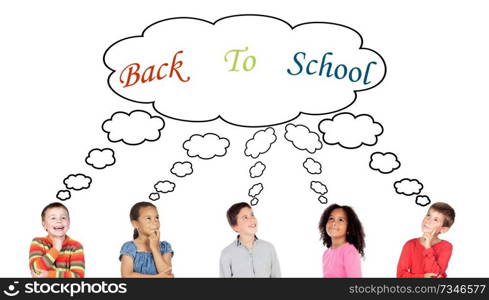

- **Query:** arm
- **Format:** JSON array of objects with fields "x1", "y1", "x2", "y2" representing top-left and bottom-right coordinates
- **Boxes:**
[
  {"x1": 51, "y1": 246, "x2": 85, "y2": 278},
  {"x1": 270, "y1": 245, "x2": 281, "y2": 278},
  {"x1": 343, "y1": 246, "x2": 361, "y2": 278},
  {"x1": 120, "y1": 255, "x2": 171, "y2": 278},
  {"x1": 397, "y1": 242, "x2": 424, "y2": 278},
  {"x1": 422, "y1": 243, "x2": 452, "y2": 277},
  {"x1": 29, "y1": 239, "x2": 59, "y2": 273},
  {"x1": 219, "y1": 252, "x2": 232, "y2": 278}
]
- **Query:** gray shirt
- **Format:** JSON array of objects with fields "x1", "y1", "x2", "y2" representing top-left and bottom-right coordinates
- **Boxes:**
[{"x1": 219, "y1": 237, "x2": 281, "y2": 278}]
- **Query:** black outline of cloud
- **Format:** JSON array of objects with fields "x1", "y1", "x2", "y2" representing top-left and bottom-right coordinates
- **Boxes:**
[
  {"x1": 369, "y1": 151, "x2": 401, "y2": 174},
  {"x1": 318, "y1": 195, "x2": 328, "y2": 204},
  {"x1": 303, "y1": 157, "x2": 322, "y2": 175},
  {"x1": 103, "y1": 14, "x2": 387, "y2": 128},
  {"x1": 182, "y1": 133, "x2": 230, "y2": 160},
  {"x1": 85, "y1": 148, "x2": 116, "y2": 170},
  {"x1": 170, "y1": 161, "x2": 194, "y2": 178},
  {"x1": 56, "y1": 190, "x2": 71, "y2": 201},
  {"x1": 63, "y1": 173, "x2": 92, "y2": 191},
  {"x1": 394, "y1": 178, "x2": 424, "y2": 196},
  {"x1": 149, "y1": 192, "x2": 160, "y2": 201},
  {"x1": 249, "y1": 161, "x2": 266, "y2": 178},
  {"x1": 154, "y1": 180, "x2": 176, "y2": 193},
  {"x1": 284, "y1": 123, "x2": 323, "y2": 154},
  {"x1": 101, "y1": 110, "x2": 165, "y2": 146},
  {"x1": 415, "y1": 195, "x2": 431, "y2": 207},
  {"x1": 244, "y1": 127, "x2": 277, "y2": 159},
  {"x1": 310, "y1": 181, "x2": 328, "y2": 195},
  {"x1": 250, "y1": 198, "x2": 259, "y2": 206},
  {"x1": 318, "y1": 112, "x2": 384, "y2": 149},
  {"x1": 248, "y1": 183, "x2": 264, "y2": 197}
]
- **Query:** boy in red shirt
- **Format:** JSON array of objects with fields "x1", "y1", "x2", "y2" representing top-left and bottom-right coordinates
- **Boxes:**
[{"x1": 397, "y1": 202, "x2": 455, "y2": 278}]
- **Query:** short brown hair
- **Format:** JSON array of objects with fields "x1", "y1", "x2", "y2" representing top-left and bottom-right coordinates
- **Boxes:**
[
  {"x1": 226, "y1": 202, "x2": 251, "y2": 227},
  {"x1": 41, "y1": 202, "x2": 69, "y2": 220},
  {"x1": 429, "y1": 202, "x2": 455, "y2": 227}
]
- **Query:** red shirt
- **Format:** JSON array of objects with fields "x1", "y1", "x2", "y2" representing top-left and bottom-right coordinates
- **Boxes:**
[{"x1": 397, "y1": 238, "x2": 452, "y2": 278}]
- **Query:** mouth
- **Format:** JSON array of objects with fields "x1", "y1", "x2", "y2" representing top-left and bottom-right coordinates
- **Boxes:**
[{"x1": 53, "y1": 226, "x2": 65, "y2": 231}]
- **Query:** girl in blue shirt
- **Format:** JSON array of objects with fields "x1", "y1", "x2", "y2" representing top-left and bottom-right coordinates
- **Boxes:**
[{"x1": 119, "y1": 201, "x2": 174, "y2": 278}]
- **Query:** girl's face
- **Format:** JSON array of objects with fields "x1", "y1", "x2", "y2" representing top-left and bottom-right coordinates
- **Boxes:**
[
  {"x1": 42, "y1": 207, "x2": 70, "y2": 238},
  {"x1": 325, "y1": 208, "x2": 348, "y2": 239},
  {"x1": 422, "y1": 208, "x2": 446, "y2": 234},
  {"x1": 133, "y1": 206, "x2": 160, "y2": 237}
]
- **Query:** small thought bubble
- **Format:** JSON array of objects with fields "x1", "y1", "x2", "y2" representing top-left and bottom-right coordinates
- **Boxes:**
[
  {"x1": 248, "y1": 183, "x2": 264, "y2": 198},
  {"x1": 310, "y1": 181, "x2": 328, "y2": 195},
  {"x1": 284, "y1": 124, "x2": 322, "y2": 154},
  {"x1": 183, "y1": 133, "x2": 230, "y2": 160},
  {"x1": 56, "y1": 190, "x2": 71, "y2": 201},
  {"x1": 394, "y1": 178, "x2": 423, "y2": 196},
  {"x1": 154, "y1": 180, "x2": 176, "y2": 193},
  {"x1": 149, "y1": 193, "x2": 160, "y2": 201},
  {"x1": 318, "y1": 195, "x2": 328, "y2": 204},
  {"x1": 415, "y1": 195, "x2": 431, "y2": 207},
  {"x1": 102, "y1": 110, "x2": 165, "y2": 146},
  {"x1": 63, "y1": 174, "x2": 92, "y2": 191},
  {"x1": 303, "y1": 158, "x2": 322, "y2": 174},
  {"x1": 85, "y1": 148, "x2": 116, "y2": 169},
  {"x1": 245, "y1": 127, "x2": 276, "y2": 159},
  {"x1": 369, "y1": 152, "x2": 400, "y2": 174},
  {"x1": 171, "y1": 161, "x2": 193, "y2": 177},
  {"x1": 249, "y1": 161, "x2": 266, "y2": 178}
]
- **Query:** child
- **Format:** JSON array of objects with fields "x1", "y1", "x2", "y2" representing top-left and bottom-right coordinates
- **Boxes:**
[
  {"x1": 318, "y1": 204, "x2": 365, "y2": 278},
  {"x1": 397, "y1": 202, "x2": 455, "y2": 278},
  {"x1": 120, "y1": 201, "x2": 174, "y2": 278},
  {"x1": 219, "y1": 202, "x2": 281, "y2": 277},
  {"x1": 29, "y1": 202, "x2": 85, "y2": 278}
]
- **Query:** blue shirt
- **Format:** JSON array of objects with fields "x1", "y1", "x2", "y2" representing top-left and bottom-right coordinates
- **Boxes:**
[{"x1": 119, "y1": 241, "x2": 173, "y2": 275}]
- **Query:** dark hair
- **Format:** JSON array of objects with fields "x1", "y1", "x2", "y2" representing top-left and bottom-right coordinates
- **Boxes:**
[
  {"x1": 226, "y1": 202, "x2": 251, "y2": 227},
  {"x1": 318, "y1": 204, "x2": 365, "y2": 257},
  {"x1": 429, "y1": 202, "x2": 455, "y2": 228},
  {"x1": 41, "y1": 202, "x2": 69, "y2": 220},
  {"x1": 130, "y1": 201, "x2": 156, "y2": 239}
]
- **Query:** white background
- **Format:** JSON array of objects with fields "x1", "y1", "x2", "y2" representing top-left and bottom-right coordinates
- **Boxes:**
[{"x1": 0, "y1": 0, "x2": 488, "y2": 277}]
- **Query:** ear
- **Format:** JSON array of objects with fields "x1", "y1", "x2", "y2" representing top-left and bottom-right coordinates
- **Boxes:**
[
  {"x1": 131, "y1": 220, "x2": 139, "y2": 229},
  {"x1": 231, "y1": 225, "x2": 239, "y2": 233},
  {"x1": 42, "y1": 220, "x2": 47, "y2": 231},
  {"x1": 439, "y1": 226, "x2": 449, "y2": 234}
]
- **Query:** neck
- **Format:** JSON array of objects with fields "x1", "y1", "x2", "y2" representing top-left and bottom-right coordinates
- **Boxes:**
[
  {"x1": 48, "y1": 234, "x2": 66, "y2": 241},
  {"x1": 331, "y1": 237, "x2": 346, "y2": 249},
  {"x1": 239, "y1": 234, "x2": 255, "y2": 248}
]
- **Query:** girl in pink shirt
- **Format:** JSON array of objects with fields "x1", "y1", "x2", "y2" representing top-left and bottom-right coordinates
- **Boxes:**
[{"x1": 318, "y1": 204, "x2": 365, "y2": 278}]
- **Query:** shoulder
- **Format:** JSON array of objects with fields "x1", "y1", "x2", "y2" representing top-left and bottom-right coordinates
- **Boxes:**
[
  {"x1": 436, "y1": 240, "x2": 453, "y2": 250},
  {"x1": 343, "y1": 243, "x2": 360, "y2": 255},
  {"x1": 404, "y1": 238, "x2": 419, "y2": 248},
  {"x1": 120, "y1": 241, "x2": 137, "y2": 254},
  {"x1": 256, "y1": 239, "x2": 277, "y2": 252},
  {"x1": 220, "y1": 241, "x2": 238, "y2": 257},
  {"x1": 31, "y1": 237, "x2": 49, "y2": 244},
  {"x1": 67, "y1": 238, "x2": 83, "y2": 249},
  {"x1": 159, "y1": 241, "x2": 173, "y2": 253}
]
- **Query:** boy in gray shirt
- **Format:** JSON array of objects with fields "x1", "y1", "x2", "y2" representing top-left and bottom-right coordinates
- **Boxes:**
[{"x1": 219, "y1": 202, "x2": 281, "y2": 277}]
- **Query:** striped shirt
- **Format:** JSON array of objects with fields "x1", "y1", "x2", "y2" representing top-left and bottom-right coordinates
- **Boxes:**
[{"x1": 29, "y1": 236, "x2": 85, "y2": 278}]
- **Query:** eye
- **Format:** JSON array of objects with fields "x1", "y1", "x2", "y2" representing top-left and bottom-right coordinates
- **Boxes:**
[{"x1": 156, "y1": 216, "x2": 159, "y2": 220}]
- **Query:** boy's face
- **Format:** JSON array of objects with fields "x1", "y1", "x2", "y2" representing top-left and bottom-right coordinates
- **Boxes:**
[
  {"x1": 42, "y1": 207, "x2": 70, "y2": 238},
  {"x1": 132, "y1": 206, "x2": 160, "y2": 237},
  {"x1": 232, "y1": 207, "x2": 257, "y2": 236},
  {"x1": 422, "y1": 208, "x2": 449, "y2": 235},
  {"x1": 326, "y1": 208, "x2": 348, "y2": 239}
]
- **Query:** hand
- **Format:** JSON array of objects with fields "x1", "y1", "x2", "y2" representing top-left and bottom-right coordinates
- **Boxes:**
[
  {"x1": 421, "y1": 228, "x2": 438, "y2": 249},
  {"x1": 31, "y1": 269, "x2": 48, "y2": 278},
  {"x1": 149, "y1": 229, "x2": 160, "y2": 252},
  {"x1": 52, "y1": 237, "x2": 64, "y2": 251},
  {"x1": 156, "y1": 268, "x2": 174, "y2": 278},
  {"x1": 424, "y1": 273, "x2": 438, "y2": 278}
]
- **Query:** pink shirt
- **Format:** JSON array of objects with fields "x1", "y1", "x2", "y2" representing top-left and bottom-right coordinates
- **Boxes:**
[{"x1": 322, "y1": 243, "x2": 362, "y2": 278}]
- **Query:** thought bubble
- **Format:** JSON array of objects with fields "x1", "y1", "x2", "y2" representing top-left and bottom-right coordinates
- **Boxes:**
[
  {"x1": 56, "y1": 190, "x2": 71, "y2": 201},
  {"x1": 318, "y1": 196, "x2": 328, "y2": 204},
  {"x1": 171, "y1": 161, "x2": 193, "y2": 177},
  {"x1": 303, "y1": 157, "x2": 322, "y2": 174},
  {"x1": 250, "y1": 198, "x2": 259, "y2": 206},
  {"x1": 85, "y1": 148, "x2": 116, "y2": 169},
  {"x1": 183, "y1": 133, "x2": 230, "y2": 159},
  {"x1": 310, "y1": 181, "x2": 328, "y2": 195},
  {"x1": 104, "y1": 15, "x2": 385, "y2": 127},
  {"x1": 149, "y1": 193, "x2": 160, "y2": 201},
  {"x1": 415, "y1": 195, "x2": 431, "y2": 207},
  {"x1": 249, "y1": 183, "x2": 264, "y2": 197},
  {"x1": 102, "y1": 110, "x2": 165, "y2": 145},
  {"x1": 318, "y1": 112, "x2": 383, "y2": 149},
  {"x1": 63, "y1": 174, "x2": 92, "y2": 191},
  {"x1": 245, "y1": 127, "x2": 276, "y2": 159},
  {"x1": 394, "y1": 178, "x2": 423, "y2": 196},
  {"x1": 284, "y1": 124, "x2": 322, "y2": 153},
  {"x1": 154, "y1": 180, "x2": 176, "y2": 193},
  {"x1": 369, "y1": 152, "x2": 400, "y2": 174},
  {"x1": 249, "y1": 161, "x2": 266, "y2": 178}
]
